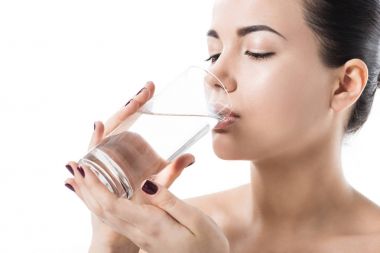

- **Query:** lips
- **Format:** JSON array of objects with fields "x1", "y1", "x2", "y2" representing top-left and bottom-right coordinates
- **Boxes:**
[{"x1": 211, "y1": 106, "x2": 240, "y2": 132}]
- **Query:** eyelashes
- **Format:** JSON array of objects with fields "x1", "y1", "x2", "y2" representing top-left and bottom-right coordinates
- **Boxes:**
[
  {"x1": 204, "y1": 53, "x2": 221, "y2": 64},
  {"x1": 245, "y1": 51, "x2": 275, "y2": 60},
  {"x1": 205, "y1": 51, "x2": 275, "y2": 64}
]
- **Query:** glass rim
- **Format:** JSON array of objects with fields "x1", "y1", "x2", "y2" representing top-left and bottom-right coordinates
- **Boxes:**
[{"x1": 149, "y1": 64, "x2": 233, "y2": 111}]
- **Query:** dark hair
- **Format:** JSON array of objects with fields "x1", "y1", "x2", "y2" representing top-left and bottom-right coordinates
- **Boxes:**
[{"x1": 302, "y1": 0, "x2": 380, "y2": 134}]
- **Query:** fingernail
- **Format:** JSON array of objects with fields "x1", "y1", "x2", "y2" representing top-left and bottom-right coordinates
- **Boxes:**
[
  {"x1": 142, "y1": 180, "x2": 158, "y2": 195},
  {"x1": 65, "y1": 183, "x2": 75, "y2": 192},
  {"x1": 125, "y1": 99, "x2": 133, "y2": 107},
  {"x1": 135, "y1": 87, "x2": 146, "y2": 96},
  {"x1": 186, "y1": 161, "x2": 195, "y2": 168},
  {"x1": 94, "y1": 122, "x2": 96, "y2": 130},
  {"x1": 77, "y1": 166, "x2": 85, "y2": 178},
  {"x1": 65, "y1": 164, "x2": 74, "y2": 175}
]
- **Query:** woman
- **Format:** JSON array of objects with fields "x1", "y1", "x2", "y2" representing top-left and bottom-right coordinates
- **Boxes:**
[{"x1": 65, "y1": 0, "x2": 380, "y2": 252}]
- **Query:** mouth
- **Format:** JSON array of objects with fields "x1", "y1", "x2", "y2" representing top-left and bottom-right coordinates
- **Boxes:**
[{"x1": 212, "y1": 106, "x2": 241, "y2": 133}]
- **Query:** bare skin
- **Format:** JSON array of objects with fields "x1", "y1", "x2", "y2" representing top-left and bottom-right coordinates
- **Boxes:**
[
  {"x1": 183, "y1": 184, "x2": 380, "y2": 253},
  {"x1": 66, "y1": 0, "x2": 380, "y2": 252},
  {"x1": 185, "y1": 0, "x2": 380, "y2": 251}
]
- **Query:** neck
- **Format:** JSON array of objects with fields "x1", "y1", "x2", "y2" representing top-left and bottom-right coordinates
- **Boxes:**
[{"x1": 249, "y1": 133, "x2": 354, "y2": 230}]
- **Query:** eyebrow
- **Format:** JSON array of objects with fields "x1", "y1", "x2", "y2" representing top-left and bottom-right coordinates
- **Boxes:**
[{"x1": 207, "y1": 25, "x2": 287, "y2": 40}]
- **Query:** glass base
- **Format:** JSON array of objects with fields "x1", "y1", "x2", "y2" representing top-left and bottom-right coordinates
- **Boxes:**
[{"x1": 79, "y1": 148, "x2": 134, "y2": 199}]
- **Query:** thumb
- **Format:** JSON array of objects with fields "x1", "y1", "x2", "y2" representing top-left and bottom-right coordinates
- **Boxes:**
[
  {"x1": 140, "y1": 180, "x2": 204, "y2": 234},
  {"x1": 153, "y1": 153, "x2": 195, "y2": 188}
]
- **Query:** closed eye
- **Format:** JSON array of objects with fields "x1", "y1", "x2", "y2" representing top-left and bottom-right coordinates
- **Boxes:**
[
  {"x1": 245, "y1": 51, "x2": 275, "y2": 60},
  {"x1": 205, "y1": 51, "x2": 275, "y2": 64},
  {"x1": 204, "y1": 53, "x2": 221, "y2": 64}
]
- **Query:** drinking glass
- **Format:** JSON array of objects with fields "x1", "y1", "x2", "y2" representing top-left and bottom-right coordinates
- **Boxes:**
[{"x1": 77, "y1": 66, "x2": 232, "y2": 198}]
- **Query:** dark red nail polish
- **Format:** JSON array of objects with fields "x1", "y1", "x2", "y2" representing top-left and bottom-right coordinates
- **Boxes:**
[
  {"x1": 77, "y1": 166, "x2": 85, "y2": 178},
  {"x1": 65, "y1": 164, "x2": 74, "y2": 175},
  {"x1": 65, "y1": 183, "x2": 75, "y2": 192},
  {"x1": 136, "y1": 87, "x2": 146, "y2": 96},
  {"x1": 186, "y1": 161, "x2": 195, "y2": 168},
  {"x1": 125, "y1": 99, "x2": 133, "y2": 107},
  {"x1": 142, "y1": 180, "x2": 158, "y2": 195}
]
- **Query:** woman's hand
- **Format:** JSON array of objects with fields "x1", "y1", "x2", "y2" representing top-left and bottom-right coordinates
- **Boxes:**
[
  {"x1": 67, "y1": 164, "x2": 230, "y2": 253},
  {"x1": 65, "y1": 81, "x2": 195, "y2": 252}
]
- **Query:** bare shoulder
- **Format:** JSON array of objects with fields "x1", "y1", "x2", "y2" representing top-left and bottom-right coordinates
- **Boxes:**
[
  {"x1": 183, "y1": 183, "x2": 251, "y2": 235},
  {"x1": 319, "y1": 233, "x2": 380, "y2": 253},
  {"x1": 353, "y1": 190, "x2": 380, "y2": 232},
  {"x1": 321, "y1": 193, "x2": 380, "y2": 252},
  {"x1": 184, "y1": 183, "x2": 250, "y2": 214}
]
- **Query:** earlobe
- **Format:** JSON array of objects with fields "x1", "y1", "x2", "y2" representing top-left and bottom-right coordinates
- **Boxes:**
[{"x1": 330, "y1": 59, "x2": 368, "y2": 112}]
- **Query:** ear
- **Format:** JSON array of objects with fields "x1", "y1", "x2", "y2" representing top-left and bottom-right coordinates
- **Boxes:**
[{"x1": 331, "y1": 59, "x2": 368, "y2": 112}]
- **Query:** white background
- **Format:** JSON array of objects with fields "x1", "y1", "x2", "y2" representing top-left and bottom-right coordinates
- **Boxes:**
[{"x1": 0, "y1": 1, "x2": 379, "y2": 252}]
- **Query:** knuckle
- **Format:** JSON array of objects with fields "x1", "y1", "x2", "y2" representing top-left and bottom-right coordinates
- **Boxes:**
[
  {"x1": 147, "y1": 224, "x2": 161, "y2": 238},
  {"x1": 142, "y1": 213, "x2": 161, "y2": 233},
  {"x1": 144, "y1": 212, "x2": 165, "y2": 238},
  {"x1": 159, "y1": 195, "x2": 177, "y2": 209}
]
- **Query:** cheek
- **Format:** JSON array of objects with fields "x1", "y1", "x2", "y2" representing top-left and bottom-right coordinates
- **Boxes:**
[
  {"x1": 228, "y1": 61, "x2": 331, "y2": 159},
  {"x1": 268, "y1": 70, "x2": 326, "y2": 125}
]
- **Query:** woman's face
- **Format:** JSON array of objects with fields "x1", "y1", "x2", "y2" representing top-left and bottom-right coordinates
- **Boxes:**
[{"x1": 208, "y1": 0, "x2": 338, "y2": 161}]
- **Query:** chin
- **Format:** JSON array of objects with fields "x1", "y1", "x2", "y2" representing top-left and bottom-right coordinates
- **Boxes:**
[{"x1": 211, "y1": 132, "x2": 242, "y2": 160}]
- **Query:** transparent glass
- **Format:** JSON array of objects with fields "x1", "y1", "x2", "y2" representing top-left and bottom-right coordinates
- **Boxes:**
[{"x1": 78, "y1": 66, "x2": 231, "y2": 198}]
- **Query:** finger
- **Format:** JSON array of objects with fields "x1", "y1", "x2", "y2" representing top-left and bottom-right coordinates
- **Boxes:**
[
  {"x1": 103, "y1": 81, "x2": 155, "y2": 136},
  {"x1": 77, "y1": 164, "x2": 179, "y2": 238},
  {"x1": 70, "y1": 163, "x2": 185, "y2": 250},
  {"x1": 88, "y1": 121, "x2": 105, "y2": 150},
  {"x1": 64, "y1": 178, "x2": 78, "y2": 195},
  {"x1": 130, "y1": 83, "x2": 152, "y2": 107},
  {"x1": 77, "y1": 164, "x2": 170, "y2": 248},
  {"x1": 64, "y1": 177, "x2": 96, "y2": 209},
  {"x1": 140, "y1": 180, "x2": 206, "y2": 235},
  {"x1": 68, "y1": 164, "x2": 147, "y2": 245},
  {"x1": 153, "y1": 154, "x2": 195, "y2": 188},
  {"x1": 67, "y1": 162, "x2": 105, "y2": 214},
  {"x1": 78, "y1": 163, "x2": 147, "y2": 226}
]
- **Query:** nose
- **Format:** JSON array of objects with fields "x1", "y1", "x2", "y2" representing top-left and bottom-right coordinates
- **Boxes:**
[
  {"x1": 205, "y1": 63, "x2": 237, "y2": 94},
  {"x1": 204, "y1": 70, "x2": 226, "y2": 92},
  {"x1": 203, "y1": 64, "x2": 235, "y2": 112}
]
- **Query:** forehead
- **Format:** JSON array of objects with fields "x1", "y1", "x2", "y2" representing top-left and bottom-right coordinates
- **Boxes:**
[{"x1": 210, "y1": 0, "x2": 306, "y2": 40}]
